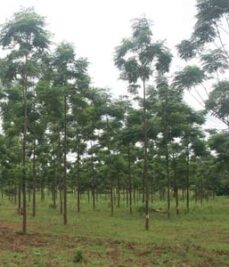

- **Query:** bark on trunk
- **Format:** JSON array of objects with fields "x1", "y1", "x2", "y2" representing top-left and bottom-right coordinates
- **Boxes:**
[
  {"x1": 63, "y1": 95, "x2": 67, "y2": 225},
  {"x1": 22, "y1": 83, "x2": 27, "y2": 234},
  {"x1": 128, "y1": 144, "x2": 132, "y2": 214},
  {"x1": 143, "y1": 79, "x2": 149, "y2": 230},
  {"x1": 32, "y1": 140, "x2": 36, "y2": 217}
]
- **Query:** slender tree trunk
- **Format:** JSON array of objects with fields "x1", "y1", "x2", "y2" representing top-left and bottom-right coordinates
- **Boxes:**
[
  {"x1": 172, "y1": 154, "x2": 179, "y2": 215},
  {"x1": 133, "y1": 187, "x2": 136, "y2": 204},
  {"x1": 32, "y1": 139, "x2": 36, "y2": 217},
  {"x1": 166, "y1": 142, "x2": 170, "y2": 219},
  {"x1": 22, "y1": 84, "x2": 27, "y2": 234},
  {"x1": 113, "y1": 188, "x2": 116, "y2": 206},
  {"x1": 106, "y1": 115, "x2": 114, "y2": 216},
  {"x1": 14, "y1": 183, "x2": 17, "y2": 205},
  {"x1": 117, "y1": 172, "x2": 120, "y2": 208},
  {"x1": 41, "y1": 183, "x2": 45, "y2": 201},
  {"x1": 92, "y1": 189, "x2": 96, "y2": 211},
  {"x1": 28, "y1": 188, "x2": 31, "y2": 202},
  {"x1": 52, "y1": 183, "x2": 56, "y2": 208},
  {"x1": 200, "y1": 176, "x2": 203, "y2": 206},
  {"x1": 18, "y1": 185, "x2": 21, "y2": 211},
  {"x1": 57, "y1": 133, "x2": 62, "y2": 214},
  {"x1": 63, "y1": 95, "x2": 67, "y2": 225},
  {"x1": 110, "y1": 181, "x2": 114, "y2": 216},
  {"x1": 127, "y1": 144, "x2": 132, "y2": 214},
  {"x1": 126, "y1": 188, "x2": 129, "y2": 207},
  {"x1": 52, "y1": 163, "x2": 57, "y2": 209},
  {"x1": 59, "y1": 188, "x2": 63, "y2": 214},
  {"x1": 181, "y1": 189, "x2": 185, "y2": 201},
  {"x1": 186, "y1": 144, "x2": 190, "y2": 213},
  {"x1": 76, "y1": 151, "x2": 80, "y2": 212},
  {"x1": 143, "y1": 79, "x2": 149, "y2": 230},
  {"x1": 91, "y1": 142, "x2": 96, "y2": 211},
  {"x1": 87, "y1": 189, "x2": 90, "y2": 203}
]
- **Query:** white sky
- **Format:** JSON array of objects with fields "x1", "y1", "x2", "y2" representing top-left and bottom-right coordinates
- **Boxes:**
[{"x1": 0, "y1": 0, "x2": 227, "y2": 130}]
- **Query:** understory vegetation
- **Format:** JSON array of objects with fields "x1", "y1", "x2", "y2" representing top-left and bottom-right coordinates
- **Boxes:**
[{"x1": 0, "y1": 195, "x2": 228, "y2": 267}]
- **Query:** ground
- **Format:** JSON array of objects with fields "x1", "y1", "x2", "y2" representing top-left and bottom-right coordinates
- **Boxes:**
[{"x1": 0, "y1": 195, "x2": 228, "y2": 266}]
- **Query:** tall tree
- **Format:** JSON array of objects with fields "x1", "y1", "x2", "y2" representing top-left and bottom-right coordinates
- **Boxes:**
[
  {"x1": 0, "y1": 8, "x2": 50, "y2": 233},
  {"x1": 51, "y1": 43, "x2": 82, "y2": 224},
  {"x1": 115, "y1": 17, "x2": 172, "y2": 229}
]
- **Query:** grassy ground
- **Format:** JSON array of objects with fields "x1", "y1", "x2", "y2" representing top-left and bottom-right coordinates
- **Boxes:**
[{"x1": 0, "y1": 194, "x2": 228, "y2": 266}]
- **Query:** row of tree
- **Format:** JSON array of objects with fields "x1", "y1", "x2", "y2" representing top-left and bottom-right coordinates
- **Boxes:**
[{"x1": 0, "y1": 0, "x2": 228, "y2": 234}]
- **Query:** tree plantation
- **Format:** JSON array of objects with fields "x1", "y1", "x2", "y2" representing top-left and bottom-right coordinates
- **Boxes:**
[{"x1": 0, "y1": 1, "x2": 228, "y2": 266}]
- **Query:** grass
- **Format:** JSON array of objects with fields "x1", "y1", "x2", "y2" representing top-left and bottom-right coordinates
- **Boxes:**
[{"x1": 0, "y1": 194, "x2": 228, "y2": 266}]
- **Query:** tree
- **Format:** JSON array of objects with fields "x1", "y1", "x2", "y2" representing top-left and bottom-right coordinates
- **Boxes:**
[
  {"x1": 176, "y1": 0, "x2": 229, "y2": 127},
  {"x1": 51, "y1": 42, "x2": 89, "y2": 224},
  {"x1": 205, "y1": 81, "x2": 229, "y2": 127},
  {"x1": 0, "y1": 8, "x2": 50, "y2": 233},
  {"x1": 153, "y1": 80, "x2": 185, "y2": 217},
  {"x1": 115, "y1": 17, "x2": 172, "y2": 230},
  {"x1": 208, "y1": 131, "x2": 229, "y2": 196},
  {"x1": 69, "y1": 65, "x2": 89, "y2": 212},
  {"x1": 177, "y1": 0, "x2": 229, "y2": 60}
]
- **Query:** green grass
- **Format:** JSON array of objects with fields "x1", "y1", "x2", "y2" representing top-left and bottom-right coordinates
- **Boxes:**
[{"x1": 0, "y1": 194, "x2": 228, "y2": 266}]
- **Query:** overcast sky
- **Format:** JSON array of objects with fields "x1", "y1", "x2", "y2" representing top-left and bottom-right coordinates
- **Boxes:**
[{"x1": 0, "y1": 0, "x2": 226, "y2": 130}]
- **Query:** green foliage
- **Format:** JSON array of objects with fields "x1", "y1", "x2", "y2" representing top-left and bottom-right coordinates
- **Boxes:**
[
  {"x1": 173, "y1": 65, "x2": 206, "y2": 91},
  {"x1": 177, "y1": 0, "x2": 229, "y2": 128},
  {"x1": 73, "y1": 248, "x2": 83, "y2": 263},
  {"x1": 115, "y1": 17, "x2": 172, "y2": 88},
  {"x1": 201, "y1": 49, "x2": 229, "y2": 74},
  {"x1": 206, "y1": 81, "x2": 229, "y2": 126}
]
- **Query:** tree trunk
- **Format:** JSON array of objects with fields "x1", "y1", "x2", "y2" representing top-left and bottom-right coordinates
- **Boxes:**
[
  {"x1": 106, "y1": 115, "x2": 114, "y2": 216},
  {"x1": 32, "y1": 140, "x2": 36, "y2": 217},
  {"x1": 87, "y1": 189, "x2": 90, "y2": 203},
  {"x1": 166, "y1": 143, "x2": 170, "y2": 219},
  {"x1": 63, "y1": 95, "x2": 67, "y2": 225},
  {"x1": 133, "y1": 187, "x2": 136, "y2": 204},
  {"x1": 52, "y1": 164, "x2": 57, "y2": 209},
  {"x1": 41, "y1": 184, "x2": 45, "y2": 201},
  {"x1": 14, "y1": 184, "x2": 17, "y2": 205},
  {"x1": 52, "y1": 184, "x2": 56, "y2": 208},
  {"x1": 76, "y1": 151, "x2": 80, "y2": 212},
  {"x1": 110, "y1": 182, "x2": 114, "y2": 216},
  {"x1": 173, "y1": 155, "x2": 179, "y2": 215},
  {"x1": 186, "y1": 145, "x2": 190, "y2": 213},
  {"x1": 22, "y1": 84, "x2": 27, "y2": 234},
  {"x1": 59, "y1": 188, "x2": 63, "y2": 214},
  {"x1": 143, "y1": 79, "x2": 149, "y2": 230},
  {"x1": 18, "y1": 185, "x2": 21, "y2": 211},
  {"x1": 128, "y1": 144, "x2": 132, "y2": 214},
  {"x1": 117, "y1": 172, "x2": 120, "y2": 208},
  {"x1": 91, "y1": 142, "x2": 96, "y2": 211}
]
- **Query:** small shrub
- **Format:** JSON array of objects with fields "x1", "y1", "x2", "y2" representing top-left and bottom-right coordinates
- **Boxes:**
[{"x1": 73, "y1": 249, "x2": 83, "y2": 263}]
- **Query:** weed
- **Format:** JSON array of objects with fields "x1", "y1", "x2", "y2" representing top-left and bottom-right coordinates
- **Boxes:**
[{"x1": 73, "y1": 248, "x2": 83, "y2": 263}]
